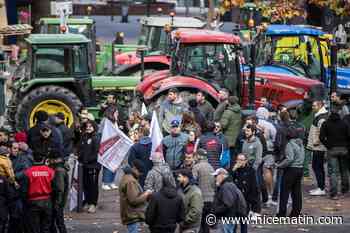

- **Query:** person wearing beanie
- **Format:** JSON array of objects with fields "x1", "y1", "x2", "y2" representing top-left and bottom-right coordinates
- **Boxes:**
[
  {"x1": 176, "y1": 169, "x2": 203, "y2": 233},
  {"x1": 119, "y1": 159, "x2": 153, "y2": 233},
  {"x1": 144, "y1": 152, "x2": 176, "y2": 193},
  {"x1": 192, "y1": 149, "x2": 215, "y2": 233}
]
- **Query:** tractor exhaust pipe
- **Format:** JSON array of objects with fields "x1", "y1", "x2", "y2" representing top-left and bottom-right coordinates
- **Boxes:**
[
  {"x1": 248, "y1": 43, "x2": 256, "y2": 110},
  {"x1": 140, "y1": 49, "x2": 145, "y2": 81}
]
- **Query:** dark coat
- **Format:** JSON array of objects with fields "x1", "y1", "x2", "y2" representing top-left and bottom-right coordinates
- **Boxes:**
[
  {"x1": 128, "y1": 136, "x2": 153, "y2": 187},
  {"x1": 212, "y1": 177, "x2": 239, "y2": 218},
  {"x1": 320, "y1": 112, "x2": 350, "y2": 149},
  {"x1": 31, "y1": 134, "x2": 64, "y2": 159},
  {"x1": 188, "y1": 106, "x2": 206, "y2": 131},
  {"x1": 0, "y1": 176, "x2": 17, "y2": 221},
  {"x1": 77, "y1": 133, "x2": 101, "y2": 169},
  {"x1": 56, "y1": 123, "x2": 74, "y2": 158},
  {"x1": 28, "y1": 122, "x2": 63, "y2": 150},
  {"x1": 231, "y1": 165, "x2": 259, "y2": 213},
  {"x1": 145, "y1": 186, "x2": 185, "y2": 233},
  {"x1": 198, "y1": 132, "x2": 222, "y2": 170}
]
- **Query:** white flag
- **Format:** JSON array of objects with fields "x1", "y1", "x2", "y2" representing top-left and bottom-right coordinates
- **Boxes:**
[
  {"x1": 149, "y1": 111, "x2": 164, "y2": 160},
  {"x1": 98, "y1": 119, "x2": 133, "y2": 172},
  {"x1": 141, "y1": 102, "x2": 148, "y2": 116},
  {"x1": 68, "y1": 159, "x2": 79, "y2": 211}
]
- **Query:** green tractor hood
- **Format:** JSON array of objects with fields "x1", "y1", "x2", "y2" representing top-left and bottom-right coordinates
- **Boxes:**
[{"x1": 91, "y1": 75, "x2": 141, "y2": 90}]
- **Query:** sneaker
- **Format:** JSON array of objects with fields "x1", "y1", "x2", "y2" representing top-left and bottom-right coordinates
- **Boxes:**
[
  {"x1": 83, "y1": 204, "x2": 89, "y2": 211},
  {"x1": 88, "y1": 204, "x2": 96, "y2": 213},
  {"x1": 109, "y1": 184, "x2": 119, "y2": 190},
  {"x1": 250, "y1": 212, "x2": 261, "y2": 221},
  {"x1": 102, "y1": 184, "x2": 112, "y2": 191},
  {"x1": 309, "y1": 188, "x2": 326, "y2": 196},
  {"x1": 308, "y1": 188, "x2": 320, "y2": 194},
  {"x1": 266, "y1": 199, "x2": 277, "y2": 206}
]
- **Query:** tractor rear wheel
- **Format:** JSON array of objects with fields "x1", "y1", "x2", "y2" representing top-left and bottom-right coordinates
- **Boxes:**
[{"x1": 15, "y1": 85, "x2": 82, "y2": 130}]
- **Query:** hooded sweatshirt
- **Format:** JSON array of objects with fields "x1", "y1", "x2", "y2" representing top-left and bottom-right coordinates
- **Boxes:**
[
  {"x1": 220, "y1": 104, "x2": 242, "y2": 148},
  {"x1": 145, "y1": 185, "x2": 185, "y2": 233},
  {"x1": 242, "y1": 136, "x2": 263, "y2": 170},
  {"x1": 277, "y1": 138, "x2": 305, "y2": 168}
]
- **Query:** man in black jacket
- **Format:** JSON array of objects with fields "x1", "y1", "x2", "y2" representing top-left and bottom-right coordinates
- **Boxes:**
[
  {"x1": 320, "y1": 110, "x2": 350, "y2": 199},
  {"x1": 53, "y1": 112, "x2": 74, "y2": 159},
  {"x1": 0, "y1": 175, "x2": 16, "y2": 233},
  {"x1": 145, "y1": 177, "x2": 184, "y2": 233},
  {"x1": 212, "y1": 168, "x2": 247, "y2": 233}
]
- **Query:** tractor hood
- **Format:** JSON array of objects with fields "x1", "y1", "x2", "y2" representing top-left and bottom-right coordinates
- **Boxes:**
[
  {"x1": 331, "y1": 67, "x2": 350, "y2": 90},
  {"x1": 243, "y1": 64, "x2": 305, "y2": 77},
  {"x1": 92, "y1": 75, "x2": 141, "y2": 90},
  {"x1": 115, "y1": 51, "x2": 171, "y2": 66}
]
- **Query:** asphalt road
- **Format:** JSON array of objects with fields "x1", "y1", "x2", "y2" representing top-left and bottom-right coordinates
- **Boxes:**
[{"x1": 66, "y1": 179, "x2": 350, "y2": 233}]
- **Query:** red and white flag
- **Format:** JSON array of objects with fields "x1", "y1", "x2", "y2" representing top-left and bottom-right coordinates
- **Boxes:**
[
  {"x1": 98, "y1": 119, "x2": 133, "y2": 172},
  {"x1": 149, "y1": 111, "x2": 164, "y2": 161}
]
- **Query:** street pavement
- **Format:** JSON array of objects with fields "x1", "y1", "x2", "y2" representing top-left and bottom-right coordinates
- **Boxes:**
[{"x1": 66, "y1": 178, "x2": 350, "y2": 233}]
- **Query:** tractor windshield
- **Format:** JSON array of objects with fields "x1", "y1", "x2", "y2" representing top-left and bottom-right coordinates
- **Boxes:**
[
  {"x1": 33, "y1": 44, "x2": 89, "y2": 77},
  {"x1": 138, "y1": 26, "x2": 168, "y2": 53},
  {"x1": 45, "y1": 24, "x2": 92, "y2": 39},
  {"x1": 175, "y1": 43, "x2": 240, "y2": 94},
  {"x1": 256, "y1": 35, "x2": 324, "y2": 80}
]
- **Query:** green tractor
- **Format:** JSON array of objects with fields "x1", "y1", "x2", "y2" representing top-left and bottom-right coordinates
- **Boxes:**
[{"x1": 7, "y1": 33, "x2": 140, "y2": 130}]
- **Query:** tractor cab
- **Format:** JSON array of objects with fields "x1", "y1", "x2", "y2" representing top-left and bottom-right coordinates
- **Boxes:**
[
  {"x1": 170, "y1": 29, "x2": 242, "y2": 97},
  {"x1": 25, "y1": 34, "x2": 90, "y2": 79},
  {"x1": 255, "y1": 25, "x2": 328, "y2": 81},
  {"x1": 254, "y1": 24, "x2": 350, "y2": 96}
]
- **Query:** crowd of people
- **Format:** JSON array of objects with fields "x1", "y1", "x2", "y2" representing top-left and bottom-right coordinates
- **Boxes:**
[{"x1": 1, "y1": 87, "x2": 350, "y2": 233}]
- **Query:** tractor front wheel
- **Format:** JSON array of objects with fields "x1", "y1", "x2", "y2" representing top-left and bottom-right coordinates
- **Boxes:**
[{"x1": 15, "y1": 85, "x2": 82, "y2": 130}]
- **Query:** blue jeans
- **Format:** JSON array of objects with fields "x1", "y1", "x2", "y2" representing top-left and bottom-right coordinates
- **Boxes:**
[
  {"x1": 102, "y1": 167, "x2": 116, "y2": 184},
  {"x1": 221, "y1": 223, "x2": 236, "y2": 233},
  {"x1": 127, "y1": 222, "x2": 140, "y2": 233}
]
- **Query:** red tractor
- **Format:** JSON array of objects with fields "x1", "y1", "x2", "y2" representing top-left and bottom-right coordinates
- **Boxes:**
[
  {"x1": 137, "y1": 29, "x2": 326, "y2": 111},
  {"x1": 115, "y1": 16, "x2": 206, "y2": 76}
]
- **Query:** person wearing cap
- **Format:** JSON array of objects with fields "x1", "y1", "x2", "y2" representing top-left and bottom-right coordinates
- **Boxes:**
[
  {"x1": 231, "y1": 153, "x2": 260, "y2": 224},
  {"x1": 197, "y1": 121, "x2": 222, "y2": 170},
  {"x1": 119, "y1": 159, "x2": 153, "y2": 233},
  {"x1": 192, "y1": 149, "x2": 215, "y2": 233},
  {"x1": 53, "y1": 112, "x2": 74, "y2": 159},
  {"x1": 145, "y1": 176, "x2": 185, "y2": 233},
  {"x1": 144, "y1": 151, "x2": 176, "y2": 193},
  {"x1": 27, "y1": 110, "x2": 63, "y2": 151},
  {"x1": 30, "y1": 123, "x2": 64, "y2": 161},
  {"x1": 128, "y1": 127, "x2": 153, "y2": 188},
  {"x1": 159, "y1": 88, "x2": 188, "y2": 134},
  {"x1": 162, "y1": 119, "x2": 189, "y2": 171},
  {"x1": 212, "y1": 168, "x2": 247, "y2": 233},
  {"x1": 176, "y1": 169, "x2": 203, "y2": 233}
]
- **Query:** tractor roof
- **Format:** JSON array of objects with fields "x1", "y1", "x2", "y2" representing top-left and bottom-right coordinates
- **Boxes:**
[
  {"x1": 39, "y1": 17, "x2": 94, "y2": 25},
  {"x1": 172, "y1": 29, "x2": 240, "y2": 44},
  {"x1": 140, "y1": 16, "x2": 206, "y2": 28},
  {"x1": 25, "y1": 34, "x2": 91, "y2": 44},
  {"x1": 266, "y1": 25, "x2": 324, "y2": 37}
]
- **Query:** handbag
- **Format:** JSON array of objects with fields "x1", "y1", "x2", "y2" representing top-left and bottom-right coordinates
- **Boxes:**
[
  {"x1": 220, "y1": 145, "x2": 231, "y2": 168},
  {"x1": 327, "y1": 146, "x2": 348, "y2": 157}
]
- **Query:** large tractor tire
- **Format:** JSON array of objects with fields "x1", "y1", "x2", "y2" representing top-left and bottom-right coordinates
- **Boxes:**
[{"x1": 15, "y1": 85, "x2": 82, "y2": 130}]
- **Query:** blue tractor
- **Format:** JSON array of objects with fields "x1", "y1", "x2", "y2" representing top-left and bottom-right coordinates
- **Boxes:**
[{"x1": 252, "y1": 24, "x2": 350, "y2": 97}]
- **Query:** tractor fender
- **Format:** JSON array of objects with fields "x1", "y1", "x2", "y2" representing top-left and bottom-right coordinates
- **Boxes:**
[
  {"x1": 141, "y1": 76, "x2": 220, "y2": 102},
  {"x1": 115, "y1": 52, "x2": 171, "y2": 66}
]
